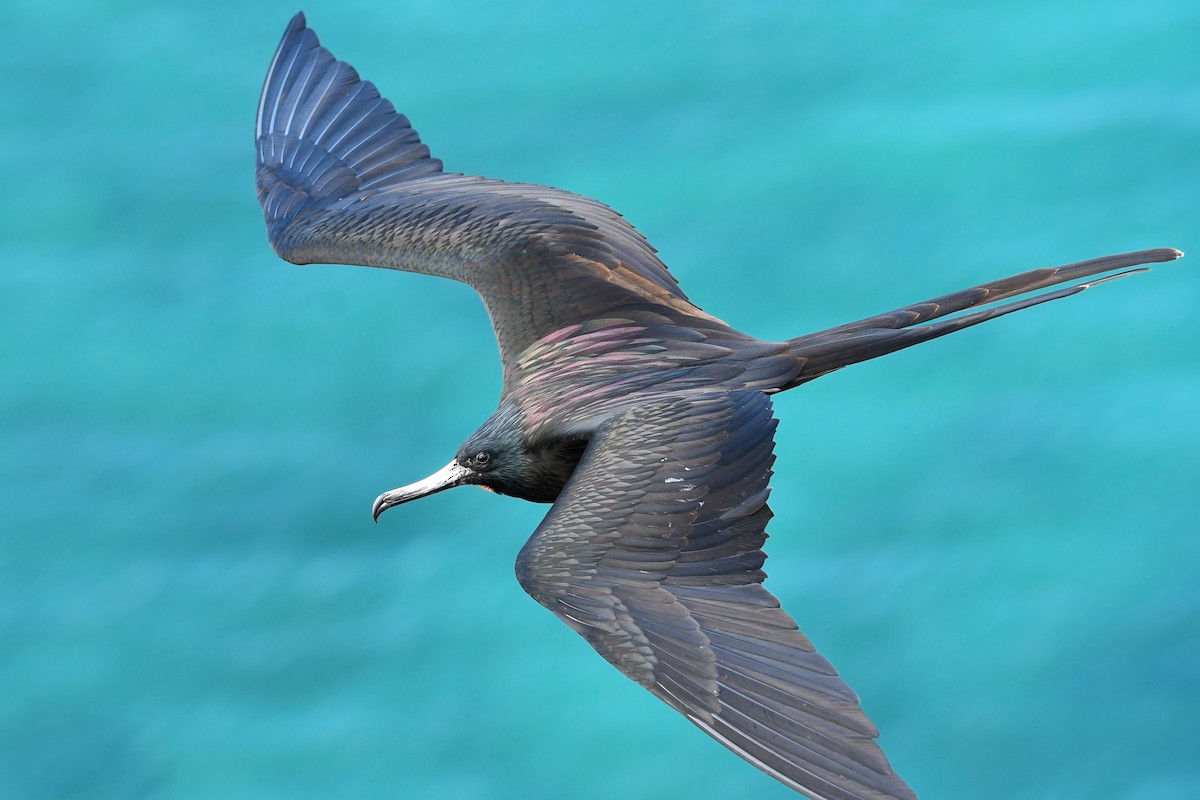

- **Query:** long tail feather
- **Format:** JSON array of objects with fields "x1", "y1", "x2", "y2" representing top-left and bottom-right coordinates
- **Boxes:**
[{"x1": 784, "y1": 247, "x2": 1182, "y2": 387}]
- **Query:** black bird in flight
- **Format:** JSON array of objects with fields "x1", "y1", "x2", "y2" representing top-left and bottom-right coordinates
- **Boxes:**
[{"x1": 255, "y1": 13, "x2": 1180, "y2": 800}]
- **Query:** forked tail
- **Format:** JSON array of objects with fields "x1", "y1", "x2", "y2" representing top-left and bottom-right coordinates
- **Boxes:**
[{"x1": 782, "y1": 247, "x2": 1182, "y2": 389}]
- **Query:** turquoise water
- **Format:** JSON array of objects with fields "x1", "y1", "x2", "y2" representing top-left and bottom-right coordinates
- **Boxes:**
[{"x1": 3, "y1": 2, "x2": 1198, "y2": 798}]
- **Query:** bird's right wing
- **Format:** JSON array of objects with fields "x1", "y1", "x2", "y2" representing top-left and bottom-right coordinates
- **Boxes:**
[
  {"x1": 516, "y1": 390, "x2": 917, "y2": 800},
  {"x1": 255, "y1": 14, "x2": 723, "y2": 388}
]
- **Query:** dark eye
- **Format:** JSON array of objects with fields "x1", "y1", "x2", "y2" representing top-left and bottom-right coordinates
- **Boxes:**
[{"x1": 471, "y1": 451, "x2": 492, "y2": 468}]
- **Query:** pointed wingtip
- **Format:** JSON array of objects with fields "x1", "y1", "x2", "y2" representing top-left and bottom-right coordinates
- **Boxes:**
[
  {"x1": 1101, "y1": 248, "x2": 1184, "y2": 269},
  {"x1": 1148, "y1": 247, "x2": 1184, "y2": 262}
]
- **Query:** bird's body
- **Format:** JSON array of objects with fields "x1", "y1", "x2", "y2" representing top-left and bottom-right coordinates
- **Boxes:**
[{"x1": 255, "y1": 14, "x2": 1180, "y2": 800}]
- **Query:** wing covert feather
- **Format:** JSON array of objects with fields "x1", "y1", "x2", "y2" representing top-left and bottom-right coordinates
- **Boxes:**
[{"x1": 516, "y1": 392, "x2": 917, "y2": 800}]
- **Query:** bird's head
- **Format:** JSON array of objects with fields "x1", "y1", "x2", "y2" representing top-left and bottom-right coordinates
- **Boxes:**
[
  {"x1": 372, "y1": 406, "x2": 591, "y2": 519},
  {"x1": 371, "y1": 439, "x2": 515, "y2": 522},
  {"x1": 371, "y1": 412, "x2": 544, "y2": 520}
]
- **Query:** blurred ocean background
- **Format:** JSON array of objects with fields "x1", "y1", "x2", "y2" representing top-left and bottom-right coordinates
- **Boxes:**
[{"x1": 3, "y1": 2, "x2": 1198, "y2": 798}]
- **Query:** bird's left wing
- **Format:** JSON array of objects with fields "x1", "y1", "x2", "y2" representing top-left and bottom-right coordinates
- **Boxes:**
[
  {"x1": 255, "y1": 14, "x2": 722, "y2": 388},
  {"x1": 516, "y1": 391, "x2": 916, "y2": 800}
]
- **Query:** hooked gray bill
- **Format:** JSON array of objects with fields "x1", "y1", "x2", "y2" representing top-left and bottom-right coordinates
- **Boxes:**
[{"x1": 372, "y1": 461, "x2": 472, "y2": 521}]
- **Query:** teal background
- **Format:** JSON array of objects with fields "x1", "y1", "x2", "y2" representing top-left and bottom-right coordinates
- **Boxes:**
[{"x1": 3, "y1": 2, "x2": 1198, "y2": 798}]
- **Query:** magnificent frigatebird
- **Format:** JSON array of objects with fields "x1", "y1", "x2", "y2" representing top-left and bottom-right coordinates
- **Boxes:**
[{"x1": 254, "y1": 13, "x2": 1180, "y2": 800}]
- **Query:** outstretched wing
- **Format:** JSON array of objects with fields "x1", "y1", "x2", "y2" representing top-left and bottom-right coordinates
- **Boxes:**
[
  {"x1": 516, "y1": 391, "x2": 916, "y2": 800},
  {"x1": 255, "y1": 13, "x2": 724, "y2": 387}
]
